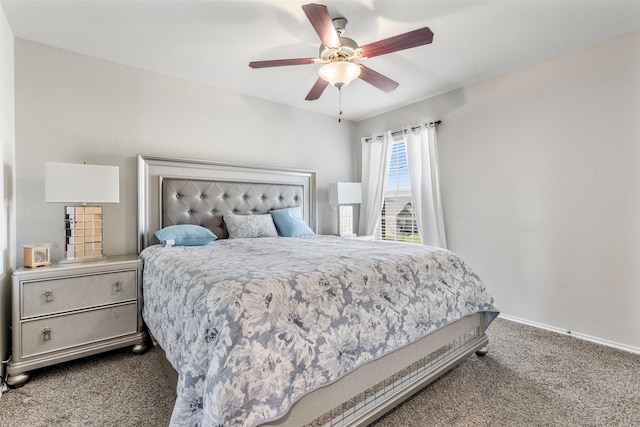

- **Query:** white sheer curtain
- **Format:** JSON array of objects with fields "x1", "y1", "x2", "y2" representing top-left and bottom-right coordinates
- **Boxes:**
[
  {"x1": 359, "y1": 131, "x2": 392, "y2": 237},
  {"x1": 405, "y1": 123, "x2": 447, "y2": 248}
]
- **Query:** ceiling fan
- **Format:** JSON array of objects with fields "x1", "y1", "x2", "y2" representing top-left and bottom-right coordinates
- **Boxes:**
[{"x1": 248, "y1": 3, "x2": 434, "y2": 103}]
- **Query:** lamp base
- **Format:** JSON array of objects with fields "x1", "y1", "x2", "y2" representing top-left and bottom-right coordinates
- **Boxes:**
[
  {"x1": 64, "y1": 205, "x2": 105, "y2": 262},
  {"x1": 337, "y1": 205, "x2": 355, "y2": 237}
]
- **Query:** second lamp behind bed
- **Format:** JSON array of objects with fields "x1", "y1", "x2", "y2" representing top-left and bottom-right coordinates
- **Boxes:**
[{"x1": 329, "y1": 182, "x2": 362, "y2": 237}]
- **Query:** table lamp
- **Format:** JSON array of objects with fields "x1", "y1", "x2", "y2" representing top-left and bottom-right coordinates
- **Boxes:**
[
  {"x1": 329, "y1": 182, "x2": 362, "y2": 237},
  {"x1": 45, "y1": 162, "x2": 119, "y2": 263}
]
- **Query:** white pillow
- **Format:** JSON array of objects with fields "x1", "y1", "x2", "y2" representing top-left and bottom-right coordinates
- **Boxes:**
[{"x1": 223, "y1": 213, "x2": 278, "y2": 238}]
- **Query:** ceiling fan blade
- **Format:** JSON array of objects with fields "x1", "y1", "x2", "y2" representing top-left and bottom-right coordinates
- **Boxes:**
[
  {"x1": 358, "y1": 65, "x2": 399, "y2": 92},
  {"x1": 249, "y1": 58, "x2": 316, "y2": 68},
  {"x1": 302, "y1": 3, "x2": 341, "y2": 48},
  {"x1": 305, "y1": 77, "x2": 329, "y2": 101},
  {"x1": 360, "y1": 27, "x2": 434, "y2": 58}
]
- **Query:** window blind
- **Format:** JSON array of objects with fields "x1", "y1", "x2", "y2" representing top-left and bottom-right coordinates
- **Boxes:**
[{"x1": 376, "y1": 140, "x2": 421, "y2": 244}]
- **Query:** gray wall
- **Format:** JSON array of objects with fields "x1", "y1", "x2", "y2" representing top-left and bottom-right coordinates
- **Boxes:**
[
  {"x1": 14, "y1": 39, "x2": 359, "y2": 264},
  {"x1": 0, "y1": 5, "x2": 15, "y2": 381},
  {"x1": 357, "y1": 31, "x2": 640, "y2": 351}
]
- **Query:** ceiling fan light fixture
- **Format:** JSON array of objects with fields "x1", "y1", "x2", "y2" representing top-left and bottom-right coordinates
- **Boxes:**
[{"x1": 319, "y1": 61, "x2": 361, "y2": 87}]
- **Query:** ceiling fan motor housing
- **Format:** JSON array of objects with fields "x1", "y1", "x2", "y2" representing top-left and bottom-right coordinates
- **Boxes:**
[{"x1": 319, "y1": 37, "x2": 361, "y2": 63}]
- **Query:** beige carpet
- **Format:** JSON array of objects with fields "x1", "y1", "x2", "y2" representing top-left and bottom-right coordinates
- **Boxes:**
[{"x1": 1, "y1": 318, "x2": 638, "y2": 426}]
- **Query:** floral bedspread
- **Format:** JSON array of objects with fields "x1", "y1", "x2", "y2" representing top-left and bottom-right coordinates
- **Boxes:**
[{"x1": 140, "y1": 236, "x2": 499, "y2": 426}]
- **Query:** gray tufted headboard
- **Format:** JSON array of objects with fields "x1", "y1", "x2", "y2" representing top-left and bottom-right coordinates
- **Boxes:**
[
  {"x1": 162, "y1": 179, "x2": 305, "y2": 239},
  {"x1": 138, "y1": 155, "x2": 316, "y2": 251}
]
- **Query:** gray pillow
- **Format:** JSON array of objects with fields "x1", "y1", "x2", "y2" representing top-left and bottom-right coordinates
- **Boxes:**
[{"x1": 223, "y1": 213, "x2": 278, "y2": 238}]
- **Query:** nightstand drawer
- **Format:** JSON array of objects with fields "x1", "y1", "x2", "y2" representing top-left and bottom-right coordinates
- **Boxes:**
[
  {"x1": 21, "y1": 270, "x2": 137, "y2": 318},
  {"x1": 20, "y1": 303, "x2": 137, "y2": 358}
]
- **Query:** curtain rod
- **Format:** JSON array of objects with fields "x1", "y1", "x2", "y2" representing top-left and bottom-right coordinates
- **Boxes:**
[{"x1": 364, "y1": 120, "x2": 441, "y2": 142}]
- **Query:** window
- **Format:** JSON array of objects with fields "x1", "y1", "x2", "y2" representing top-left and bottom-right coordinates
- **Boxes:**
[{"x1": 375, "y1": 139, "x2": 421, "y2": 244}]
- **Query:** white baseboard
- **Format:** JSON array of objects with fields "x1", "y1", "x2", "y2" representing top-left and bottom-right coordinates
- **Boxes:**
[{"x1": 498, "y1": 314, "x2": 640, "y2": 355}]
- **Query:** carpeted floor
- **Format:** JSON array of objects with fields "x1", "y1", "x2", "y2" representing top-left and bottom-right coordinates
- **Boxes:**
[{"x1": 1, "y1": 318, "x2": 638, "y2": 426}]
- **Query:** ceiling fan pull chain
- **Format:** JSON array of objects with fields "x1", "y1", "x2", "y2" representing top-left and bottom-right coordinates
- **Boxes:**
[{"x1": 338, "y1": 85, "x2": 343, "y2": 123}]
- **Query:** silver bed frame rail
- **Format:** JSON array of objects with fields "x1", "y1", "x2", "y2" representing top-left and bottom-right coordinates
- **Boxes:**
[
  {"x1": 322, "y1": 325, "x2": 487, "y2": 426},
  {"x1": 264, "y1": 313, "x2": 489, "y2": 427}
]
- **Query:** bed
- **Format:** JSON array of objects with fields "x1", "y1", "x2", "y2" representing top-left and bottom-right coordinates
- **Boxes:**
[{"x1": 137, "y1": 154, "x2": 499, "y2": 426}]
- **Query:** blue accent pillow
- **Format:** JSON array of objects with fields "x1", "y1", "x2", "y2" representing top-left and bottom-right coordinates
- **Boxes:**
[
  {"x1": 269, "y1": 207, "x2": 315, "y2": 237},
  {"x1": 154, "y1": 224, "x2": 217, "y2": 246}
]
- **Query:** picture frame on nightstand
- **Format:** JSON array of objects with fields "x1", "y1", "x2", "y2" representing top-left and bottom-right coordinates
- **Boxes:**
[{"x1": 23, "y1": 244, "x2": 51, "y2": 268}]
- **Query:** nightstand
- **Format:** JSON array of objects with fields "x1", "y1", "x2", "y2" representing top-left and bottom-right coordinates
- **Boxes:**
[
  {"x1": 343, "y1": 235, "x2": 375, "y2": 240},
  {"x1": 7, "y1": 254, "x2": 147, "y2": 387}
]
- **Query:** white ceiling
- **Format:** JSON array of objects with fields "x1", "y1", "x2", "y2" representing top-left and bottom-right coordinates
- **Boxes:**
[{"x1": 2, "y1": 0, "x2": 640, "y2": 122}]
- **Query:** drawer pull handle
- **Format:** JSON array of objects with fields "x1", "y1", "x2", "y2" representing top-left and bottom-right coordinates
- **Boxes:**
[
  {"x1": 113, "y1": 281, "x2": 122, "y2": 292},
  {"x1": 43, "y1": 289, "x2": 53, "y2": 302},
  {"x1": 42, "y1": 328, "x2": 51, "y2": 341}
]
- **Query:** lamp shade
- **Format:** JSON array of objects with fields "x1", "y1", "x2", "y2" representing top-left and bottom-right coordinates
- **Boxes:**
[
  {"x1": 319, "y1": 61, "x2": 361, "y2": 87},
  {"x1": 329, "y1": 182, "x2": 362, "y2": 205},
  {"x1": 45, "y1": 162, "x2": 120, "y2": 203}
]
